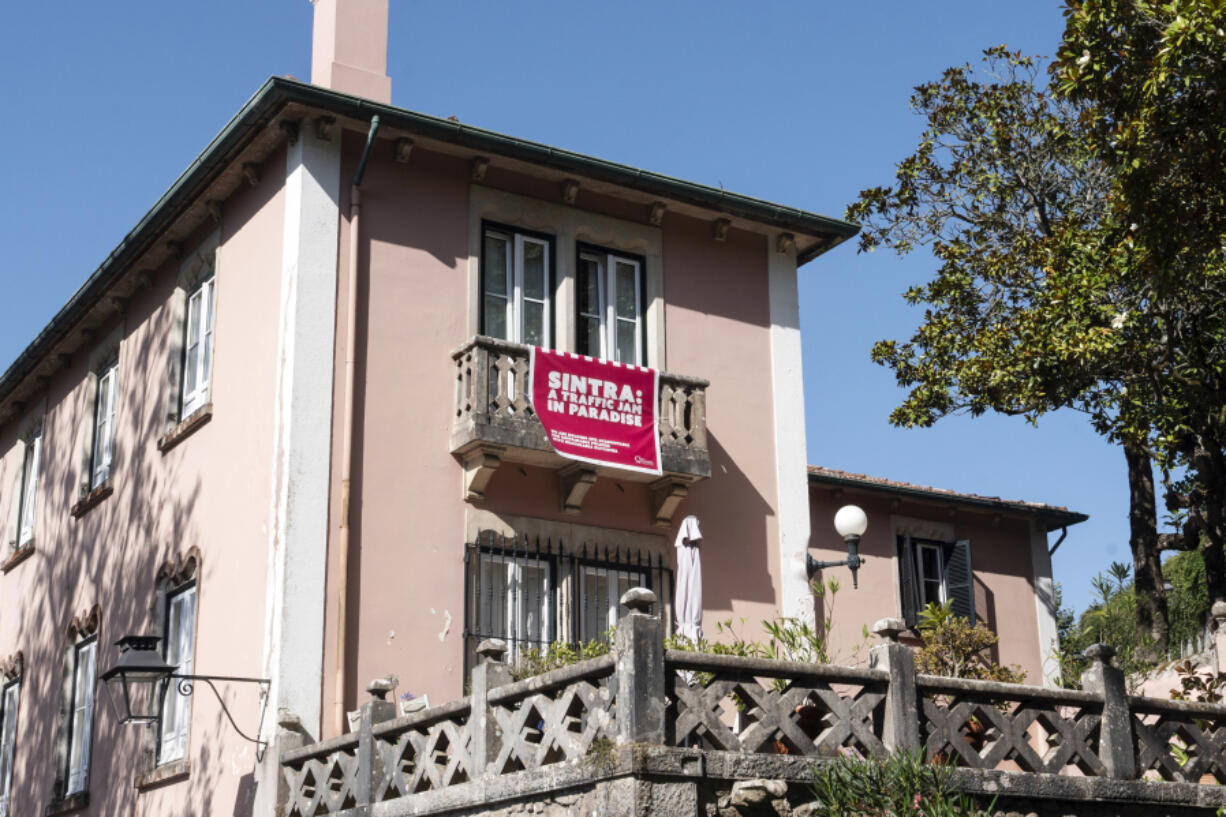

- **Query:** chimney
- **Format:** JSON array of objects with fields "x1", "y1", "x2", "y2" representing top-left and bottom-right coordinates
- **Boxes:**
[{"x1": 310, "y1": 0, "x2": 392, "y2": 103}]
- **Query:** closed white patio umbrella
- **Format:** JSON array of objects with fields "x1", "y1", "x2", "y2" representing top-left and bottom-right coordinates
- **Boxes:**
[{"x1": 674, "y1": 514, "x2": 703, "y2": 645}]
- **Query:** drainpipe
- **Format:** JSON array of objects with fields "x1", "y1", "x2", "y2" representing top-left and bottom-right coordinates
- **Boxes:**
[
  {"x1": 1047, "y1": 525, "x2": 1069, "y2": 557},
  {"x1": 335, "y1": 114, "x2": 381, "y2": 737}
]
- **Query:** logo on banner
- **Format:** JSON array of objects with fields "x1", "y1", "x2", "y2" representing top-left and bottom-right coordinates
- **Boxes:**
[{"x1": 530, "y1": 347, "x2": 661, "y2": 475}]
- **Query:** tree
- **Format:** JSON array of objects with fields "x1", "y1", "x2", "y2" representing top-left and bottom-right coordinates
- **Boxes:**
[
  {"x1": 846, "y1": 47, "x2": 1175, "y2": 657},
  {"x1": 1056, "y1": 0, "x2": 1226, "y2": 607}
]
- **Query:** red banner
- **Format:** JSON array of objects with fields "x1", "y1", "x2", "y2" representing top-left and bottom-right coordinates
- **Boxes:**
[{"x1": 530, "y1": 347, "x2": 661, "y2": 475}]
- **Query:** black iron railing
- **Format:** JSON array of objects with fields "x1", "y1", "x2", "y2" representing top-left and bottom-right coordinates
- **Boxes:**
[{"x1": 462, "y1": 530, "x2": 673, "y2": 676}]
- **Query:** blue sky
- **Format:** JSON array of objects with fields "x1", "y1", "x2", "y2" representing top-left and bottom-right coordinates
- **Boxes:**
[{"x1": 0, "y1": 1, "x2": 1123, "y2": 613}]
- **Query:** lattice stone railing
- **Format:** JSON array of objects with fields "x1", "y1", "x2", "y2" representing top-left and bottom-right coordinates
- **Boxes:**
[
  {"x1": 281, "y1": 600, "x2": 1226, "y2": 817},
  {"x1": 665, "y1": 651, "x2": 888, "y2": 758},
  {"x1": 451, "y1": 336, "x2": 710, "y2": 479},
  {"x1": 282, "y1": 732, "x2": 361, "y2": 816},
  {"x1": 486, "y1": 655, "x2": 617, "y2": 774},
  {"x1": 1130, "y1": 695, "x2": 1226, "y2": 783},
  {"x1": 917, "y1": 675, "x2": 1107, "y2": 775},
  {"x1": 373, "y1": 698, "x2": 474, "y2": 800}
]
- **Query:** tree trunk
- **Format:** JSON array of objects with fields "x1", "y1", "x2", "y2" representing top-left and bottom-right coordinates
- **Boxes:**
[
  {"x1": 1124, "y1": 441, "x2": 1169, "y2": 660},
  {"x1": 1191, "y1": 441, "x2": 1226, "y2": 610}
]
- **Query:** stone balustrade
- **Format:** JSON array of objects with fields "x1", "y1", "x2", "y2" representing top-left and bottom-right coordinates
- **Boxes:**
[
  {"x1": 450, "y1": 337, "x2": 710, "y2": 520},
  {"x1": 280, "y1": 601, "x2": 1226, "y2": 817}
]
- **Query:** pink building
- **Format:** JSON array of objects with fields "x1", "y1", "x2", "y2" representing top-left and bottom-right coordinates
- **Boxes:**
[{"x1": 0, "y1": 2, "x2": 1085, "y2": 815}]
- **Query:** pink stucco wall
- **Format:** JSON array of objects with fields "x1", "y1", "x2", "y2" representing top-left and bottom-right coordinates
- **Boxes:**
[
  {"x1": 0, "y1": 147, "x2": 286, "y2": 815},
  {"x1": 808, "y1": 484, "x2": 1048, "y2": 681},
  {"x1": 319, "y1": 136, "x2": 787, "y2": 728}
]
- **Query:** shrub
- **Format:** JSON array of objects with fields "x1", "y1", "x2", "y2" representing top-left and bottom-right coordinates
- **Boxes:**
[
  {"x1": 808, "y1": 750, "x2": 995, "y2": 817},
  {"x1": 915, "y1": 602, "x2": 1026, "y2": 684}
]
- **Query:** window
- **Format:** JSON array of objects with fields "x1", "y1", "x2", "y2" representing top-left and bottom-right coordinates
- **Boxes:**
[
  {"x1": 158, "y1": 584, "x2": 196, "y2": 763},
  {"x1": 464, "y1": 531, "x2": 674, "y2": 674},
  {"x1": 180, "y1": 276, "x2": 215, "y2": 416},
  {"x1": 473, "y1": 549, "x2": 553, "y2": 659},
  {"x1": 90, "y1": 359, "x2": 118, "y2": 489},
  {"x1": 65, "y1": 637, "x2": 97, "y2": 796},
  {"x1": 481, "y1": 225, "x2": 553, "y2": 348},
  {"x1": 576, "y1": 247, "x2": 645, "y2": 365},
  {"x1": 577, "y1": 563, "x2": 648, "y2": 643},
  {"x1": 0, "y1": 676, "x2": 19, "y2": 817},
  {"x1": 897, "y1": 535, "x2": 974, "y2": 628},
  {"x1": 16, "y1": 430, "x2": 40, "y2": 548}
]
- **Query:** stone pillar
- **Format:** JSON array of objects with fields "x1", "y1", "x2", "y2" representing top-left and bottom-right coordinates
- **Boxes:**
[
  {"x1": 469, "y1": 638, "x2": 512, "y2": 777},
  {"x1": 1080, "y1": 643, "x2": 1136, "y2": 779},
  {"x1": 1212, "y1": 602, "x2": 1226, "y2": 674},
  {"x1": 274, "y1": 710, "x2": 311, "y2": 814},
  {"x1": 615, "y1": 588, "x2": 666, "y2": 744},
  {"x1": 870, "y1": 617, "x2": 921, "y2": 754},
  {"x1": 355, "y1": 678, "x2": 398, "y2": 805}
]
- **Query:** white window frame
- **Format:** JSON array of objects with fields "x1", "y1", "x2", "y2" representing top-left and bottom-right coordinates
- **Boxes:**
[
  {"x1": 482, "y1": 227, "x2": 552, "y2": 348},
  {"x1": 180, "y1": 276, "x2": 216, "y2": 417},
  {"x1": 475, "y1": 551, "x2": 553, "y2": 658},
  {"x1": 158, "y1": 584, "x2": 196, "y2": 764},
  {"x1": 66, "y1": 638, "x2": 97, "y2": 796},
  {"x1": 577, "y1": 564, "x2": 648, "y2": 643},
  {"x1": 0, "y1": 678, "x2": 19, "y2": 817},
  {"x1": 90, "y1": 360, "x2": 118, "y2": 490},
  {"x1": 915, "y1": 541, "x2": 947, "y2": 608},
  {"x1": 16, "y1": 431, "x2": 40, "y2": 547},
  {"x1": 577, "y1": 249, "x2": 643, "y2": 365}
]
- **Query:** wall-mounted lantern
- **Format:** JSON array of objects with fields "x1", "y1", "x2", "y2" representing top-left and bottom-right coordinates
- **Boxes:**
[
  {"x1": 806, "y1": 504, "x2": 868, "y2": 589},
  {"x1": 100, "y1": 635, "x2": 271, "y2": 760}
]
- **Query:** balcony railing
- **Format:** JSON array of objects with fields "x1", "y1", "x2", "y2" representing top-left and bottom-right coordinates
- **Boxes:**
[
  {"x1": 280, "y1": 599, "x2": 1226, "y2": 817},
  {"x1": 450, "y1": 336, "x2": 710, "y2": 518}
]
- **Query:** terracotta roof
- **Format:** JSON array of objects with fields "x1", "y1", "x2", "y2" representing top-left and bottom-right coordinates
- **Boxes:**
[{"x1": 807, "y1": 466, "x2": 1088, "y2": 527}]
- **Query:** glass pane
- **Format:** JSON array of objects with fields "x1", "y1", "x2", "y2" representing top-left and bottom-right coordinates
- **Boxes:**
[
  {"x1": 615, "y1": 262, "x2": 638, "y2": 319},
  {"x1": 578, "y1": 316, "x2": 602, "y2": 358},
  {"x1": 483, "y1": 235, "x2": 509, "y2": 297},
  {"x1": 578, "y1": 257, "x2": 601, "y2": 315},
  {"x1": 483, "y1": 295, "x2": 507, "y2": 339},
  {"x1": 521, "y1": 240, "x2": 546, "y2": 300},
  {"x1": 523, "y1": 301, "x2": 544, "y2": 347},
  {"x1": 479, "y1": 555, "x2": 509, "y2": 638},
  {"x1": 616, "y1": 320, "x2": 637, "y2": 364}
]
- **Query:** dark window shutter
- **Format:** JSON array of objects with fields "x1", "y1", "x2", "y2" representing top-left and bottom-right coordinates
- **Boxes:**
[
  {"x1": 897, "y1": 534, "x2": 918, "y2": 628},
  {"x1": 945, "y1": 539, "x2": 975, "y2": 624}
]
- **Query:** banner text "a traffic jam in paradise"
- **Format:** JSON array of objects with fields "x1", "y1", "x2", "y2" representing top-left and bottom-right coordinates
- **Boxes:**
[{"x1": 544, "y1": 371, "x2": 645, "y2": 427}]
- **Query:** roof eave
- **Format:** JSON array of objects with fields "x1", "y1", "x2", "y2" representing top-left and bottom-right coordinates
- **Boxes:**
[{"x1": 808, "y1": 471, "x2": 1090, "y2": 529}]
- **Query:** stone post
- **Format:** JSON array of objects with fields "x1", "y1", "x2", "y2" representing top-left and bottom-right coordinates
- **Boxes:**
[
  {"x1": 1212, "y1": 602, "x2": 1226, "y2": 674},
  {"x1": 1080, "y1": 643, "x2": 1136, "y2": 779},
  {"x1": 870, "y1": 617, "x2": 921, "y2": 754},
  {"x1": 355, "y1": 677, "x2": 398, "y2": 805},
  {"x1": 274, "y1": 709, "x2": 311, "y2": 813},
  {"x1": 615, "y1": 588, "x2": 666, "y2": 744},
  {"x1": 469, "y1": 638, "x2": 512, "y2": 777}
]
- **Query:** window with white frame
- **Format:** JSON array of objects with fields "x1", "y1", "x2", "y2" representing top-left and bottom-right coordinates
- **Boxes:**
[
  {"x1": 180, "y1": 276, "x2": 215, "y2": 417},
  {"x1": 481, "y1": 225, "x2": 552, "y2": 349},
  {"x1": 65, "y1": 637, "x2": 97, "y2": 796},
  {"x1": 576, "y1": 247, "x2": 645, "y2": 365},
  {"x1": 897, "y1": 535, "x2": 974, "y2": 628},
  {"x1": 158, "y1": 583, "x2": 196, "y2": 763},
  {"x1": 577, "y1": 564, "x2": 648, "y2": 643},
  {"x1": 0, "y1": 676, "x2": 20, "y2": 817},
  {"x1": 16, "y1": 429, "x2": 40, "y2": 548},
  {"x1": 90, "y1": 359, "x2": 118, "y2": 489},
  {"x1": 472, "y1": 549, "x2": 553, "y2": 658}
]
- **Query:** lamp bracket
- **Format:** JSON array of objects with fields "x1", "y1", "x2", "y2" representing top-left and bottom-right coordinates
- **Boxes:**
[{"x1": 172, "y1": 674, "x2": 271, "y2": 761}]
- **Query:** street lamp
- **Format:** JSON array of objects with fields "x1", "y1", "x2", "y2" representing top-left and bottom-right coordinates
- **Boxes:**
[
  {"x1": 806, "y1": 504, "x2": 868, "y2": 588},
  {"x1": 100, "y1": 636, "x2": 176, "y2": 725},
  {"x1": 100, "y1": 635, "x2": 271, "y2": 760}
]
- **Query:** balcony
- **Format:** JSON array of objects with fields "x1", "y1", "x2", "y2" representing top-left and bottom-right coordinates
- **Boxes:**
[{"x1": 451, "y1": 336, "x2": 709, "y2": 524}]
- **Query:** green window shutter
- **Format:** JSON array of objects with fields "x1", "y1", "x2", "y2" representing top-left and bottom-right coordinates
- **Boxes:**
[
  {"x1": 945, "y1": 539, "x2": 975, "y2": 624},
  {"x1": 897, "y1": 534, "x2": 919, "y2": 628}
]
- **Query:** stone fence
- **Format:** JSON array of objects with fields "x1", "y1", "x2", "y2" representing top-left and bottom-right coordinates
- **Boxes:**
[{"x1": 279, "y1": 592, "x2": 1226, "y2": 817}]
